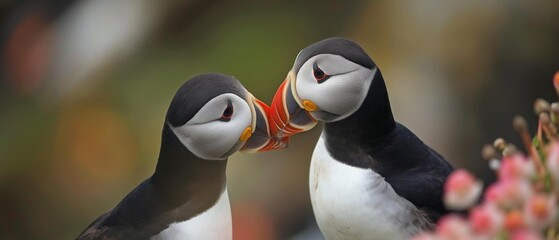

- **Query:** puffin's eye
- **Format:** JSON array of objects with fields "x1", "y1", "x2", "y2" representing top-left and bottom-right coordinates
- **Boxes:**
[
  {"x1": 220, "y1": 101, "x2": 233, "y2": 122},
  {"x1": 313, "y1": 63, "x2": 330, "y2": 83}
]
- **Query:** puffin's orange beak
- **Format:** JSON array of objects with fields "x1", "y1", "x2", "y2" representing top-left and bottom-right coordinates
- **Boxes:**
[
  {"x1": 240, "y1": 71, "x2": 318, "y2": 153},
  {"x1": 268, "y1": 70, "x2": 318, "y2": 140},
  {"x1": 240, "y1": 95, "x2": 290, "y2": 153}
]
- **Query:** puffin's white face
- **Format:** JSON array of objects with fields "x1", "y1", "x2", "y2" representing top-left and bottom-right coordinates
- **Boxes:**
[
  {"x1": 294, "y1": 54, "x2": 377, "y2": 122},
  {"x1": 170, "y1": 93, "x2": 254, "y2": 160}
]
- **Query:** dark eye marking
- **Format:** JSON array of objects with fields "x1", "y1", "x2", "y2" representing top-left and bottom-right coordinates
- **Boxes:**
[
  {"x1": 313, "y1": 63, "x2": 330, "y2": 84},
  {"x1": 219, "y1": 100, "x2": 233, "y2": 122}
]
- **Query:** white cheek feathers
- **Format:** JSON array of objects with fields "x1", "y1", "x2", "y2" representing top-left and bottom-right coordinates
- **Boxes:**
[
  {"x1": 295, "y1": 54, "x2": 376, "y2": 122},
  {"x1": 170, "y1": 93, "x2": 253, "y2": 160}
]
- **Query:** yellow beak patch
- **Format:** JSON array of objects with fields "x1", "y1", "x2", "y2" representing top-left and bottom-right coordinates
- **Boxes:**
[
  {"x1": 302, "y1": 100, "x2": 317, "y2": 112},
  {"x1": 240, "y1": 127, "x2": 252, "y2": 142}
]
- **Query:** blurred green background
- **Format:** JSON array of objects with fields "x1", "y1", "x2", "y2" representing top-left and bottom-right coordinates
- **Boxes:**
[{"x1": 1, "y1": 0, "x2": 559, "y2": 239}]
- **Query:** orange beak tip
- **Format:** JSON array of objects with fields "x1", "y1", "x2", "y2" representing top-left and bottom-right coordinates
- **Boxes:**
[{"x1": 263, "y1": 137, "x2": 290, "y2": 152}]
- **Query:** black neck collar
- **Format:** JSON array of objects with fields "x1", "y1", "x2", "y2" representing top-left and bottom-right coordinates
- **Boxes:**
[
  {"x1": 323, "y1": 70, "x2": 397, "y2": 168},
  {"x1": 152, "y1": 124, "x2": 227, "y2": 206}
]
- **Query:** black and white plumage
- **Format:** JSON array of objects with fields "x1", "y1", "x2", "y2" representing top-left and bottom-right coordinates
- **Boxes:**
[
  {"x1": 270, "y1": 37, "x2": 454, "y2": 239},
  {"x1": 77, "y1": 73, "x2": 282, "y2": 240}
]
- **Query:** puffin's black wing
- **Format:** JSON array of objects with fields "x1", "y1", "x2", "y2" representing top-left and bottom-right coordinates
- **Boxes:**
[
  {"x1": 371, "y1": 123, "x2": 454, "y2": 222},
  {"x1": 76, "y1": 179, "x2": 173, "y2": 240},
  {"x1": 77, "y1": 212, "x2": 116, "y2": 240}
]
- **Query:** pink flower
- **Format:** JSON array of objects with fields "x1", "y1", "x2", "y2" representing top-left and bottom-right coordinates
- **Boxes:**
[
  {"x1": 421, "y1": 77, "x2": 559, "y2": 240},
  {"x1": 554, "y1": 71, "x2": 559, "y2": 94},
  {"x1": 523, "y1": 193, "x2": 557, "y2": 229},
  {"x1": 437, "y1": 215, "x2": 473, "y2": 239},
  {"x1": 484, "y1": 179, "x2": 531, "y2": 208},
  {"x1": 469, "y1": 204, "x2": 504, "y2": 235},
  {"x1": 444, "y1": 169, "x2": 483, "y2": 210},
  {"x1": 511, "y1": 229, "x2": 543, "y2": 240},
  {"x1": 546, "y1": 143, "x2": 559, "y2": 184},
  {"x1": 498, "y1": 154, "x2": 534, "y2": 180},
  {"x1": 504, "y1": 210, "x2": 525, "y2": 231}
]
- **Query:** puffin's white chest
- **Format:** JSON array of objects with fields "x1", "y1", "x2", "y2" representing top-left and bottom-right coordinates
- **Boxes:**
[
  {"x1": 309, "y1": 135, "x2": 422, "y2": 240},
  {"x1": 151, "y1": 188, "x2": 232, "y2": 240}
]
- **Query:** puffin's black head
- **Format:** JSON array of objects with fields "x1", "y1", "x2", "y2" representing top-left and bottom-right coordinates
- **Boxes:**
[
  {"x1": 166, "y1": 74, "x2": 245, "y2": 126},
  {"x1": 165, "y1": 73, "x2": 286, "y2": 161},
  {"x1": 293, "y1": 37, "x2": 375, "y2": 74},
  {"x1": 267, "y1": 37, "x2": 388, "y2": 139}
]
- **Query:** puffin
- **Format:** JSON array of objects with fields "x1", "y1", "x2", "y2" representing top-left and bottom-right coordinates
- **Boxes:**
[
  {"x1": 268, "y1": 37, "x2": 454, "y2": 239},
  {"x1": 77, "y1": 73, "x2": 285, "y2": 240}
]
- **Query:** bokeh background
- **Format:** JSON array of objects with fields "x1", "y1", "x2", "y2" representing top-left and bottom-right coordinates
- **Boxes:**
[{"x1": 1, "y1": 0, "x2": 559, "y2": 239}]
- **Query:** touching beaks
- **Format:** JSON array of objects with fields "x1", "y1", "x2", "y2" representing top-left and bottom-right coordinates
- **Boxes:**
[
  {"x1": 268, "y1": 70, "x2": 318, "y2": 140},
  {"x1": 240, "y1": 94, "x2": 290, "y2": 153},
  {"x1": 239, "y1": 71, "x2": 319, "y2": 153}
]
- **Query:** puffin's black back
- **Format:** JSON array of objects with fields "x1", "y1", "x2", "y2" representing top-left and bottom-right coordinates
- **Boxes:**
[
  {"x1": 77, "y1": 73, "x2": 245, "y2": 239},
  {"x1": 323, "y1": 70, "x2": 453, "y2": 222}
]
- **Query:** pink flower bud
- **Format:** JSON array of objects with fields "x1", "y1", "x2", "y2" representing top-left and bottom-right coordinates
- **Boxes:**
[
  {"x1": 504, "y1": 210, "x2": 525, "y2": 231},
  {"x1": 484, "y1": 179, "x2": 531, "y2": 208},
  {"x1": 444, "y1": 169, "x2": 483, "y2": 210},
  {"x1": 546, "y1": 143, "x2": 559, "y2": 184},
  {"x1": 437, "y1": 214, "x2": 472, "y2": 239},
  {"x1": 554, "y1": 71, "x2": 559, "y2": 94},
  {"x1": 469, "y1": 204, "x2": 504, "y2": 235},
  {"x1": 523, "y1": 193, "x2": 556, "y2": 229},
  {"x1": 511, "y1": 229, "x2": 543, "y2": 240},
  {"x1": 499, "y1": 154, "x2": 534, "y2": 180}
]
